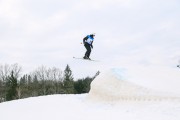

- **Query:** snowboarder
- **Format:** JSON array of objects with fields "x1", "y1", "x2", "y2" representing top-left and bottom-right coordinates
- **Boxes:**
[{"x1": 83, "y1": 34, "x2": 95, "y2": 60}]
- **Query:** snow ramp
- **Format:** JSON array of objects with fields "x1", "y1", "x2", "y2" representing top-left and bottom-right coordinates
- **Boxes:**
[{"x1": 87, "y1": 68, "x2": 180, "y2": 103}]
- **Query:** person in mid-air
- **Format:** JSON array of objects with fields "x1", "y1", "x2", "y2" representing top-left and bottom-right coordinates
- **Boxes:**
[{"x1": 83, "y1": 34, "x2": 95, "y2": 60}]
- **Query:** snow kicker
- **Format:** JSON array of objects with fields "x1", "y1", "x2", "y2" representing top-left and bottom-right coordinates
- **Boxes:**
[{"x1": 87, "y1": 69, "x2": 180, "y2": 103}]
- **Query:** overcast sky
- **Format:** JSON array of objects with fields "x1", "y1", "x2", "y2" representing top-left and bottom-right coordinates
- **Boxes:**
[{"x1": 0, "y1": 0, "x2": 180, "y2": 78}]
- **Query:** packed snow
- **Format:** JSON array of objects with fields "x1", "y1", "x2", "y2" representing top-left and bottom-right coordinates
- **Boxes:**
[
  {"x1": 1, "y1": 68, "x2": 180, "y2": 120},
  {"x1": 88, "y1": 68, "x2": 180, "y2": 102},
  {"x1": 1, "y1": 94, "x2": 180, "y2": 120}
]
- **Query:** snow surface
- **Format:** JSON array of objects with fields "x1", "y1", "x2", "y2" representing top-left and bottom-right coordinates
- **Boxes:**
[
  {"x1": 88, "y1": 68, "x2": 180, "y2": 102},
  {"x1": 1, "y1": 94, "x2": 180, "y2": 120},
  {"x1": 1, "y1": 68, "x2": 180, "y2": 120}
]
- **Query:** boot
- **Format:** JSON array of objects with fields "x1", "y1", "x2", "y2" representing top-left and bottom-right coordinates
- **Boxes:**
[{"x1": 83, "y1": 56, "x2": 88, "y2": 59}]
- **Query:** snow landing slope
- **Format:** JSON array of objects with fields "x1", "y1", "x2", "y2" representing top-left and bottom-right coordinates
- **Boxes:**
[
  {"x1": 88, "y1": 68, "x2": 180, "y2": 103},
  {"x1": 1, "y1": 94, "x2": 180, "y2": 120}
]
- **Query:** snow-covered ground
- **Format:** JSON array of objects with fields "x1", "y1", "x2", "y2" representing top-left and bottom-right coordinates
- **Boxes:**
[
  {"x1": 0, "y1": 94, "x2": 180, "y2": 120},
  {"x1": 1, "y1": 68, "x2": 180, "y2": 120}
]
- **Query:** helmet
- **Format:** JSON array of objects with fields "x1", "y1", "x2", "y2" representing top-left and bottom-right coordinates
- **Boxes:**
[{"x1": 90, "y1": 33, "x2": 95, "y2": 37}]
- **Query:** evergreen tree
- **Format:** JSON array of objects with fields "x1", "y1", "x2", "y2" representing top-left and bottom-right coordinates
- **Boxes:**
[
  {"x1": 6, "y1": 71, "x2": 18, "y2": 101},
  {"x1": 63, "y1": 64, "x2": 74, "y2": 94},
  {"x1": 74, "y1": 79, "x2": 85, "y2": 93},
  {"x1": 0, "y1": 63, "x2": 100, "y2": 102},
  {"x1": 63, "y1": 64, "x2": 73, "y2": 82},
  {"x1": 0, "y1": 79, "x2": 5, "y2": 102},
  {"x1": 74, "y1": 77, "x2": 93, "y2": 93}
]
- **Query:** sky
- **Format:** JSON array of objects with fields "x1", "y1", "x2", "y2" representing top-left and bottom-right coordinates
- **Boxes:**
[{"x1": 0, "y1": 0, "x2": 180, "y2": 78}]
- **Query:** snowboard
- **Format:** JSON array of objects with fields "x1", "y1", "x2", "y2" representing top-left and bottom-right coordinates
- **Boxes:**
[{"x1": 73, "y1": 57, "x2": 99, "y2": 62}]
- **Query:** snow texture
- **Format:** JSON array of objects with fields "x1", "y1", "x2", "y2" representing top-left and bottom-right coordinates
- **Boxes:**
[{"x1": 88, "y1": 68, "x2": 180, "y2": 103}]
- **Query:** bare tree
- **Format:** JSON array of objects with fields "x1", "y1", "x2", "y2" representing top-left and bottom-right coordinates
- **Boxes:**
[
  {"x1": 11, "y1": 63, "x2": 22, "y2": 78},
  {"x1": 31, "y1": 65, "x2": 63, "y2": 81},
  {"x1": 0, "y1": 63, "x2": 22, "y2": 81},
  {"x1": 29, "y1": 66, "x2": 63, "y2": 95},
  {"x1": 0, "y1": 64, "x2": 10, "y2": 82}
]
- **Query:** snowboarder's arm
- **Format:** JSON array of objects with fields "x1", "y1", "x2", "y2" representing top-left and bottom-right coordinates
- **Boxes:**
[
  {"x1": 83, "y1": 36, "x2": 88, "y2": 44},
  {"x1": 91, "y1": 41, "x2": 93, "y2": 49}
]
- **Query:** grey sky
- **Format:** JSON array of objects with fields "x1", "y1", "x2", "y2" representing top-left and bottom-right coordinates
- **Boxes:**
[{"x1": 0, "y1": 0, "x2": 180, "y2": 78}]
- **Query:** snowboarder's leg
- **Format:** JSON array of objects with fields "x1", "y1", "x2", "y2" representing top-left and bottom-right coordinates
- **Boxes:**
[
  {"x1": 84, "y1": 44, "x2": 88, "y2": 59},
  {"x1": 87, "y1": 47, "x2": 91, "y2": 58},
  {"x1": 84, "y1": 44, "x2": 91, "y2": 59},
  {"x1": 84, "y1": 45, "x2": 88, "y2": 59}
]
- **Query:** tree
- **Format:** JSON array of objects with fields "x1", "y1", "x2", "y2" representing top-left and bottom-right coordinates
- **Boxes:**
[
  {"x1": 30, "y1": 66, "x2": 63, "y2": 95},
  {"x1": 63, "y1": 65, "x2": 74, "y2": 94},
  {"x1": 74, "y1": 77, "x2": 93, "y2": 94},
  {"x1": 74, "y1": 71, "x2": 100, "y2": 94},
  {"x1": 74, "y1": 79, "x2": 85, "y2": 93},
  {"x1": 0, "y1": 63, "x2": 99, "y2": 102},
  {"x1": 0, "y1": 79, "x2": 5, "y2": 102},
  {"x1": 63, "y1": 65, "x2": 73, "y2": 82},
  {"x1": 0, "y1": 63, "x2": 21, "y2": 84},
  {"x1": 6, "y1": 71, "x2": 18, "y2": 101}
]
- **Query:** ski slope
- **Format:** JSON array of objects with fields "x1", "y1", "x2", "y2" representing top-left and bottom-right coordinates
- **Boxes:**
[{"x1": 1, "y1": 68, "x2": 180, "y2": 120}]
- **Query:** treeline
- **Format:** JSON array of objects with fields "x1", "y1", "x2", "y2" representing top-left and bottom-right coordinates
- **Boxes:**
[{"x1": 0, "y1": 63, "x2": 100, "y2": 103}]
